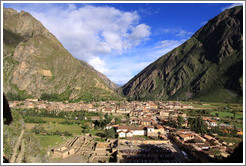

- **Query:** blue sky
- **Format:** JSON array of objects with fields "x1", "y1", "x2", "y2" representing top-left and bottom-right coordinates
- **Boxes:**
[{"x1": 3, "y1": 2, "x2": 243, "y2": 85}]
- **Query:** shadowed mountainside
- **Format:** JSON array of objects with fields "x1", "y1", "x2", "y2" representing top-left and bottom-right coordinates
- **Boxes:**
[{"x1": 122, "y1": 6, "x2": 243, "y2": 102}]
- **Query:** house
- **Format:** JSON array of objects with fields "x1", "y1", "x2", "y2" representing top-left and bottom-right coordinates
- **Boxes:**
[
  {"x1": 203, "y1": 118, "x2": 218, "y2": 127},
  {"x1": 129, "y1": 110, "x2": 143, "y2": 117},
  {"x1": 202, "y1": 134, "x2": 217, "y2": 144},
  {"x1": 178, "y1": 133, "x2": 194, "y2": 142},
  {"x1": 118, "y1": 130, "x2": 126, "y2": 138},
  {"x1": 117, "y1": 130, "x2": 134, "y2": 138},
  {"x1": 139, "y1": 118, "x2": 154, "y2": 126},
  {"x1": 102, "y1": 107, "x2": 114, "y2": 113},
  {"x1": 147, "y1": 102, "x2": 158, "y2": 109},
  {"x1": 129, "y1": 118, "x2": 140, "y2": 125},
  {"x1": 116, "y1": 125, "x2": 145, "y2": 137},
  {"x1": 147, "y1": 126, "x2": 158, "y2": 137},
  {"x1": 160, "y1": 111, "x2": 169, "y2": 117},
  {"x1": 155, "y1": 125, "x2": 165, "y2": 134},
  {"x1": 118, "y1": 104, "x2": 127, "y2": 111},
  {"x1": 88, "y1": 108, "x2": 97, "y2": 112},
  {"x1": 126, "y1": 131, "x2": 134, "y2": 137},
  {"x1": 91, "y1": 116, "x2": 100, "y2": 121},
  {"x1": 26, "y1": 102, "x2": 35, "y2": 109},
  {"x1": 194, "y1": 134, "x2": 206, "y2": 142},
  {"x1": 146, "y1": 125, "x2": 166, "y2": 137},
  {"x1": 105, "y1": 124, "x2": 116, "y2": 130}
]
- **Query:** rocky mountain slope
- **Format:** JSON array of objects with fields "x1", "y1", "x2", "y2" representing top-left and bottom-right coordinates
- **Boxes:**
[
  {"x1": 79, "y1": 60, "x2": 119, "y2": 91},
  {"x1": 122, "y1": 6, "x2": 243, "y2": 102},
  {"x1": 3, "y1": 7, "x2": 122, "y2": 101}
]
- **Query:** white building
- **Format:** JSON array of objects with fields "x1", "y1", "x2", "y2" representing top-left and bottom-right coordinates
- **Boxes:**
[{"x1": 116, "y1": 125, "x2": 145, "y2": 138}]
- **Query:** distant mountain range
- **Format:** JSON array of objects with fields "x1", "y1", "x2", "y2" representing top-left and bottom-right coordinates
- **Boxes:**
[
  {"x1": 122, "y1": 6, "x2": 243, "y2": 102},
  {"x1": 3, "y1": 7, "x2": 122, "y2": 101}
]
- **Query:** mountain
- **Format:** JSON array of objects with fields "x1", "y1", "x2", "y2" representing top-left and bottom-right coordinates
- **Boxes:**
[
  {"x1": 122, "y1": 6, "x2": 243, "y2": 102},
  {"x1": 3, "y1": 7, "x2": 123, "y2": 101},
  {"x1": 78, "y1": 60, "x2": 119, "y2": 91}
]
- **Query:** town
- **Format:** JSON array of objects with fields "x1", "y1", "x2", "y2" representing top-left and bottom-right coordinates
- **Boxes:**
[{"x1": 8, "y1": 99, "x2": 243, "y2": 163}]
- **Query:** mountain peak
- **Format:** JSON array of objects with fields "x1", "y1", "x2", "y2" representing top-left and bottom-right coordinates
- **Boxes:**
[
  {"x1": 122, "y1": 6, "x2": 243, "y2": 102},
  {"x1": 3, "y1": 7, "x2": 122, "y2": 101}
]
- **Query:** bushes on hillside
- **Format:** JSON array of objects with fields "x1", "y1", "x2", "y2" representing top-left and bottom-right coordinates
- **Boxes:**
[
  {"x1": 23, "y1": 116, "x2": 47, "y2": 123},
  {"x1": 31, "y1": 124, "x2": 72, "y2": 136}
]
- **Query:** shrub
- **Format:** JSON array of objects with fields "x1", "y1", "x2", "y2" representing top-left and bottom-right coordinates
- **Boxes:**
[
  {"x1": 31, "y1": 124, "x2": 46, "y2": 134},
  {"x1": 60, "y1": 120, "x2": 74, "y2": 125},
  {"x1": 63, "y1": 131, "x2": 72, "y2": 136},
  {"x1": 23, "y1": 116, "x2": 47, "y2": 123}
]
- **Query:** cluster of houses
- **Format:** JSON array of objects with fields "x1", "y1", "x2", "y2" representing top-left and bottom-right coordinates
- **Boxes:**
[
  {"x1": 116, "y1": 125, "x2": 166, "y2": 139},
  {"x1": 8, "y1": 99, "x2": 193, "y2": 113},
  {"x1": 168, "y1": 129, "x2": 240, "y2": 162}
]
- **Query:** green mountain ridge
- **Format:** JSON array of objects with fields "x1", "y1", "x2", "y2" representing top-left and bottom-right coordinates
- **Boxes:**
[
  {"x1": 3, "y1": 7, "x2": 123, "y2": 102},
  {"x1": 122, "y1": 6, "x2": 243, "y2": 103}
]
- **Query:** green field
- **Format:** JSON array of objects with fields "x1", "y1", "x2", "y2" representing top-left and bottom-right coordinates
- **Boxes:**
[
  {"x1": 36, "y1": 134, "x2": 72, "y2": 149},
  {"x1": 181, "y1": 101, "x2": 243, "y2": 110},
  {"x1": 210, "y1": 111, "x2": 243, "y2": 119},
  {"x1": 41, "y1": 117, "x2": 67, "y2": 123},
  {"x1": 26, "y1": 122, "x2": 82, "y2": 135},
  {"x1": 24, "y1": 116, "x2": 84, "y2": 150}
]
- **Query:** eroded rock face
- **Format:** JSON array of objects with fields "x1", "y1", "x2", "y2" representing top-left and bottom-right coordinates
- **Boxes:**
[
  {"x1": 3, "y1": 7, "x2": 122, "y2": 101},
  {"x1": 122, "y1": 6, "x2": 243, "y2": 102}
]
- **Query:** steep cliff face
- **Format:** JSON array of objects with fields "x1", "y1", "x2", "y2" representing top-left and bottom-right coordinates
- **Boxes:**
[
  {"x1": 3, "y1": 8, "x2": 122, "y2": 101},
  {"x1": 122, "y1": 6, "x2": 243, "y2": 102}
]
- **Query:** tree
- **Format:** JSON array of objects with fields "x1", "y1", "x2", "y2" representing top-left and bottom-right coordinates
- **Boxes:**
[
  {"x1": 94, "y1": 120, "x2": 100, "y2": 129},
  {"x1": 104, "y1": 113, "x2": 112, "y2": 124},
  {"x1": 215, "y1": 113, "x2": 219, "y2": 117},
  {"x1": 177, "y1": 115, "x2": 184, "y2": 128},
  {"x1": 104, "y1": 128, "x2": 116, "y2": 138},
  {"x1": 32, "y1": 124, "x2": 46, "y2": 134},
  {"x1": 81, "y1": 123, "x2": 91, "y2": 133},
  {"x1": 115, "y1": 117, "x2": 122, "y2": 124},
  {"x1": 99, "y1": 120, "x2": 107, "y2": 129},
  {"x1": 188, "y1": 116, "x2": 208, "y2": 134}
]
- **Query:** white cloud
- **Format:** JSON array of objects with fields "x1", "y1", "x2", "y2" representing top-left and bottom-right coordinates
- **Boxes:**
[
  {"x1": 129, "y1": 24, "x2": 151, "y2": 46},
  {"x1": 155, "y1": 39, "x2": 186, "y2": 54},
  {"x1": 160, "y1": 28, "x2": 193, "y2": 39},
  {"x1": 4, "y1": 3, "x2": 192, "y2": 85},
  {"x1": 22, "y1": 4, "x2": 150, "y2": 61},
  {"x1": 156, "y1": 40, "x2": 183, "y2": 48},
  {"x1": 88, "y1": 56, "x2": 108, "y2": 74},
  {"x1": 105, "y1": 59, "x2": 151, "y2": 85},
  {"x1": 221, "y1": 3, "x2": 243, "y2": 11}
]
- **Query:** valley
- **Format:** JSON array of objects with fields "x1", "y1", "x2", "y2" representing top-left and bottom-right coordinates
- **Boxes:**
[
  {"x1": 2, "y1": 3, "x2": 244, "y2": 164},
  {"x1": 4, "y1": 99, "x2": 243, "y2": 163}
]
